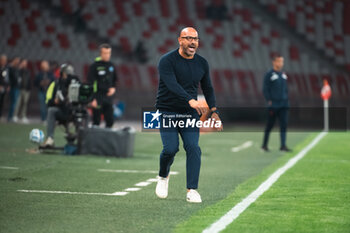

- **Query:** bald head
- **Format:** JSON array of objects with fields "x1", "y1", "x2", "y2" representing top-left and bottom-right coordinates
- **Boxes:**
[
  {"x1": 179, "y1": 27, "x2": 198, "y2": 37},
  {"x1": 0, "y1": 54, "x2": 7, "y2": 67},
  {"x1": 10, "y1": 57, "x2": 20, "y2": 67},
  {"x1": 178, "y1": 27, "x2": 199, "y2": 59},
  {"x1": 41, "y1": 60, "x2": 50, "y2": 72}
]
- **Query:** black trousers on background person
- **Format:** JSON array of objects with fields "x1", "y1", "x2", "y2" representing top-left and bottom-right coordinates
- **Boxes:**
[
  {"x1": 92, "y1": 99, "x2": 114, "y2": 128},
  {"x1": 262, "y1": 107, "x2": 288, "y2": 148},
  {"x1": 0, "y1": 92, "x2": 6, "y2": 117}
]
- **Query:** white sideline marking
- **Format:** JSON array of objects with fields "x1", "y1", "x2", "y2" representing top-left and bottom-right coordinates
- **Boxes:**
[
  {"x1": 111, "y1": 192, "x2": 128, "y2": 196},
  {"x1": 203, "y1": 132, "x2": 327, "y2": 233},
  {"x1": 231, "y1": 141, "x2": 253, "y2": 152},
  {"x1": 0, "y1": 166, "x2": 19, "y2": 170},
  {"x1": 97, "y1": 169, "x2": 179, "y2": 175},
  {"x1": 17, "y1": 190, "x2": 128, "y2": 196},
  {"x1": 147, "y1": 178, "x2": 158, "y2": 182},
  {"x1": 17, "y1": 171, "x2": 179, "y2": 197},
  {"x1": 125, "y1": 187, "x2": 141, "y2": 192},
  {"x1": 135, "y1": 182, "x2": 151, "y2": 187}
]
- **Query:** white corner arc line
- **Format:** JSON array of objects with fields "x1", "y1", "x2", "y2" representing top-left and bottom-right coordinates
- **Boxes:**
[
  {"x1": 203, "y1": 131, "x2": 327, "y2": 233},
  {"x1": 0, "y1": 166, "x2": 19, "y2": 170},
  {"x1": 231, "y1": 141, "x2": 253, "y2": 152}
]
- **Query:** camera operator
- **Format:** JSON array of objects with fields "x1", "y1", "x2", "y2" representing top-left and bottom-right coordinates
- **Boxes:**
[
  {"x1": 42, "y1": 64, "x2": 78, "y2": 147},
  {"x1": 87, "y1": 43, "x2": 117, "y2": 128}
]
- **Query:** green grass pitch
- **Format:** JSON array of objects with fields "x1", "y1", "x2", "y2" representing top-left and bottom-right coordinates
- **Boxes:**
[{"x1": 0, "y1": 123, "x2": 348, "y2": 232}]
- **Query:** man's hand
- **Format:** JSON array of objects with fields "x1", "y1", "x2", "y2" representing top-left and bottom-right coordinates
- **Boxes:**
[
  {"x1": 268, "y1": 100, "x2": 272, "y2": 106},
  {"x1": 107, "y1": 87, "x2": 116, "y2": 96},
  {"x1": 91, "y1": 99, "x2": 98, "y2": 108},
  {"x1": 188, "y1": 99, "x2": 207, "y2": 116},
  {"x1": 54, "y1": 98, "x2": 59, "y2": 105},
  {"x1": 210, "y1": 112, "x2": 223, "y2": 131}
]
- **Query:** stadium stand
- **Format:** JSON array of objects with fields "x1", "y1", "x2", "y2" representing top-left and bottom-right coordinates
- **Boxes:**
[
  {"x1": 1, "y1": 0, "x2": 98, "y2": 64},
  {"x1": 258, "y1": 0, "x2": 350, "y2": 70},
  {"x1": 0, "y1": 0, "x2": 349, "y2": 118}
]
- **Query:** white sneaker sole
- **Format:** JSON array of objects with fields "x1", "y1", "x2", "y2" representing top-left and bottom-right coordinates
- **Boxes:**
[
  {"x1": 186, "y1": 198, "x2": 202, "y2": 203},
  {"x1": 156, "y1": 192, "x2": 168, "y2": 199}
]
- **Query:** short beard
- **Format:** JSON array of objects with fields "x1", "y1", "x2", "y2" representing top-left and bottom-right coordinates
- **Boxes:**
[{"x1": 182, "y1": 45, "x2": 196, "y2": 57}]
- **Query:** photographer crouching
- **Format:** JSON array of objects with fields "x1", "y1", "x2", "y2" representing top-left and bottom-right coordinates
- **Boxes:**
[{"x1": 42, "y1": 64, "x2": 78, "y2": 147}]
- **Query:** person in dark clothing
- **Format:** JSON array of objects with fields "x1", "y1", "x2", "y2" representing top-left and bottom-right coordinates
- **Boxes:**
[
  {"x1": 42, "y1": 64, "x2": 78, "y2": 147},
  {"x1": 73, "y1": 0, "x2": 86, "y2": 33},
  {"x1": 205, "y1": 0, "x2": 228, "y2": 21},
  {"x1": 261, "y1": 55, "x2": 291, "y2": 152},
  {"x1": 35, "y1": 60, "x2": 54, "y2": 122},
  {"x1": 0, "y1": 54, "x2": 10, "y2": 119},
  {"x1": 13, "y1": 59, "x2": 31, "y2": 123},
  {"x1": 134, "y1": 40, "x2": 148, "y2": 64},
  {"x1": 7, "y1": 57, "x2": 21, "y2": 122},
  {"x1": 155, "y1": 27, "x2": 223, "y2": 203},
  {"x1": 87, "y1": 43, "x2": 117, "y2": 128}
]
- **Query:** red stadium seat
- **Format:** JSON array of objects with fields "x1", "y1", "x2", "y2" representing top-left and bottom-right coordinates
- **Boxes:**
[
  {"x1": 60, "y1": 0, "x2": 72, "y2": 14},
  {"x1": 25, "y1": 16, "x2": 36, "y2": 32},
  {"x1": 88, "y1": 41, "x2": 98, "y2": 51},
  {"x1": 259, "y1": 0, "x2": 348, "y2": 67},
  {"x1": 83, "y1": 13, "x2": 93, "y2": 21},
  {"x1": 41, "y1": 39, "x2": 52, "y2": 48},
  {"x1": 45, "y1": 25, "x2": 56, "y2": 34},
  {"x1": 7, "y1": 37, "x2": 17, "y2": 46},
  {"x1": 98, "y1": 7, "x2": 107, "y2": 15},
  {"x1": 132, "y1": 2, "x2": 143, "y2": 17},
  {"x1": 57, "y1": 33, "x2": 70, "y2": 49},
  {"x1": 19, "y1": 0, "x2": 30, "y2": 9},
  {"x1": 158, "y1": 0, "x2": 170, "y2": 18},
  {"x1": 148, "y1": 17, "x2": 160, "y2": 31},
  {"x1": 289, "y1": 45, "x2": 300, "y2": 60},
  {"x1": 119, "y1": 37, "x2": 132, "y2": 53}
]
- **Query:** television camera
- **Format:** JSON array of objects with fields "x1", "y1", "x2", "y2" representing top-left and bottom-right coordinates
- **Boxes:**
[
  {"x1": 64, "y1": 80, "x2": 93, "y2": 149},
  {"x1": 39, "y1": 64, "x2": 93, "y2": 154}
]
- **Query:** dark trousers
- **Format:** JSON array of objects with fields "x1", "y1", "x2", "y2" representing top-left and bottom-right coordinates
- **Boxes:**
[
  {"x1": 38, "y1": 91, "x2": 47, "y2": 121},
  {"x1": 159, "y1": 112, "x2": 201, "y2": 189},
  {"x1": 262, "y1": 107, "x2": 288, "y2": 148},
  {"x1": 7, "y1": 88, "x2": 19, "y2": 120},
  {"x1": 92, "y1": 101, "x2": 114, "y2": 128},
  {"x1": 0, "y1": 92, "x2": 6, "y2": 117}
]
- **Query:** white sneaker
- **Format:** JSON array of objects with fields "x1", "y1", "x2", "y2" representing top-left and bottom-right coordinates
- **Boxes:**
[
  {"x1": 43, "y1": 137, "x2": 54, "y2": 147},
  {"x1": 22, "y1": 117, "x2": 29, "y2": 124},
  {"x1": 155, "y1": 176, "x2": 169, "y2": 199},
  {"x1": 13, "y1": 116, "x2": 18, "y2": 122},
  {"x1": 186, "y1": 189, "x2": 202, "y2": 203}
]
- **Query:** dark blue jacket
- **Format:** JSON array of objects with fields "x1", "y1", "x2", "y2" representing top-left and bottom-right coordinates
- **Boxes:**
[
  {"x1": 0, "y1": 65, "x2": 9, "y2": 88},
  {"x1": 9, "y1": 66, "x2": 20, "y2": 88},
  {"x1": 156, "y1": 49, "x2": 216, "y2": 112},
  {"x1": 263, "y1": 69, "x2": 289, "y2": 108},
  {"x1": 35, "y1": 71, "x2": 54, "y2": 92}
]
